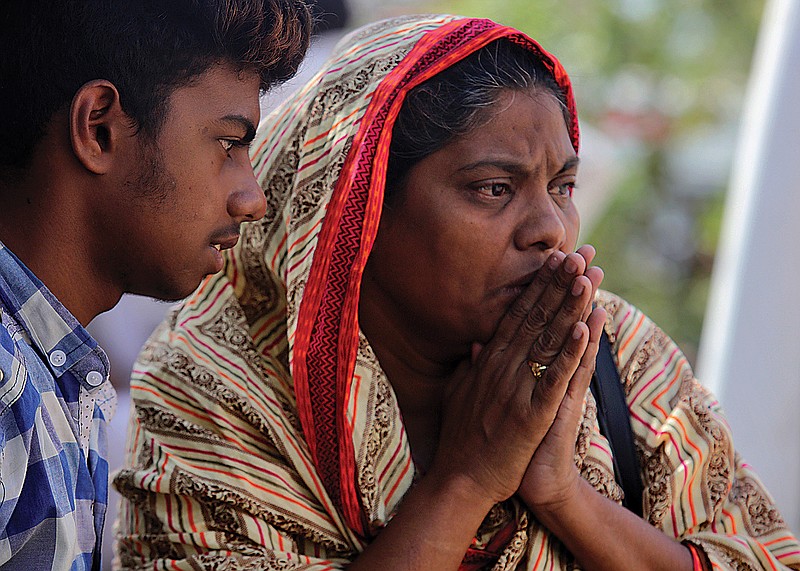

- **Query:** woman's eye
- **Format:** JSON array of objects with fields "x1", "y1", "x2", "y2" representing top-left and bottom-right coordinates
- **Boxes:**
[
  {"x1": 550, "y1": 182, "x2": 575, "y2": 201},
  {"x1": 475, "y1": 182, "x2": 510, "y2": 198},
  {"x1": 219, "y1": 139, "x2": 236, "y2": 153}
]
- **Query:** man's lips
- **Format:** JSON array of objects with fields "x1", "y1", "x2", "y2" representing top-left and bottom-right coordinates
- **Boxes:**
[{"x1": 210, "y1": 234, "x2": 240, "y2": 251}]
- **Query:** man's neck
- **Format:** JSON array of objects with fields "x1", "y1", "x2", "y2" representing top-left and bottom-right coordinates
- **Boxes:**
[{"x1": 0, "y1": 178, "x2": 121, "y2": 326}]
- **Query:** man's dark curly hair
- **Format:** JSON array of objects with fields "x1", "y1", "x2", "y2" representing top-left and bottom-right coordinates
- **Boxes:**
[{"x1": 0, "y1": 0, "x2": 312, "y2": 169}]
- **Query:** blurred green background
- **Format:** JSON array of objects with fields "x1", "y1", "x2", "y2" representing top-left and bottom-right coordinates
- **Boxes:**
[{"x1": 351, "y1": 0, "x2": 765, "y2": 362}]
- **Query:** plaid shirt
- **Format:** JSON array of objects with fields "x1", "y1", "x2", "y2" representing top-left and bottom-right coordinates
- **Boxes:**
[{"x1": 0, "y1": 241, "x2": 116, "y2": 571}]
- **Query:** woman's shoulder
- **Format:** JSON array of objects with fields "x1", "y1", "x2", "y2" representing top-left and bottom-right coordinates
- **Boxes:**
[
  {"x1": 594, "y1": 289, "x2": 695, "y2": 399},
  {"x1": 594, "y1": 289, "x2": 659, "y2": 353},
  {"x1": 594, "y1": 289, "x2": 648, "y2": 332}
]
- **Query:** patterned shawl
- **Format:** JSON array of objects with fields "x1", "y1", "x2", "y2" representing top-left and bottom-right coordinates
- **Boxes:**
[{"x1": 114, "y1": 15, "x2": 800, "y2": 570}]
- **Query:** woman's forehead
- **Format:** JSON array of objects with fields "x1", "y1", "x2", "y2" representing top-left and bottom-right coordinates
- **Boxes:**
[{"x1": 435, "y1": 90, "x2": 577, "y2": 173}]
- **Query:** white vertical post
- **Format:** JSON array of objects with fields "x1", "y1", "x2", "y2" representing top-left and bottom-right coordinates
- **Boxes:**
[{"x1": 697, "y1": 0, "x2": 800, "y2": 532}]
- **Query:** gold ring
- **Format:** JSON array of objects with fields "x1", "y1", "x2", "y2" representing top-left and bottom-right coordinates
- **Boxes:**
[{"x1": 527, "y1": 360, "x2": 548, "y2": 380}]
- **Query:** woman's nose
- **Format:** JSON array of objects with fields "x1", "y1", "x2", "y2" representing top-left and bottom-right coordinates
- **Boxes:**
[
  {"x1": 228, "y1": 171, "x2": 268, "y2": 222},
  {"x1": 513, "y1": 196, "x2": 567, "y2": 253}
]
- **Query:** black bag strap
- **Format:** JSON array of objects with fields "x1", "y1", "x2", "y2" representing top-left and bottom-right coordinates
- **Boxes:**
[{"x1": 590, "y1": 330, "x2": 644, "y2": 517}]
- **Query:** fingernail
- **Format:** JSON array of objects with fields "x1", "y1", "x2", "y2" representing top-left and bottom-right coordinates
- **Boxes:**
[
  {"x1": 573, "y1": 325, "x2": 584, "y2": 340},
  {"x1": 565, "y1": 257, "x2": 578, "y2": 274},
  {"x1": 548, "y1": 254, "x2": 560, "y2": 270},
  {"x1": 572, "y1": 280, "x2": 585, "y2": 296}
]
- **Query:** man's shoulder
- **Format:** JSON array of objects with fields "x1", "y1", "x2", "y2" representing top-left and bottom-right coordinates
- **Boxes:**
[
  {"x1": 0, "y1": 307, "x2": 33, "y2": 423},
  {"x1": 0, "y1": 302, "x2": 94, "y2": 570}
]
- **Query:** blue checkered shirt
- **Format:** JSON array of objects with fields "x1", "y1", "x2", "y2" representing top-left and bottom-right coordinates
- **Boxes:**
[{"x1": 0, "y1": 241, "x2": 116, "y2": 570}]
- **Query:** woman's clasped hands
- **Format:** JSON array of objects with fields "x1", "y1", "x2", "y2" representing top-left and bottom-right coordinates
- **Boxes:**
[{"x1": 431, "y1": 245, "x2": 606, "y2": 513}]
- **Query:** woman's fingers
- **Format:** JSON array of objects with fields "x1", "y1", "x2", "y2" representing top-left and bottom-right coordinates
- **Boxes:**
[
  {"x1": 496, "y1": 252, "x2": 586, "y2": 362},
  {"x1": 436, "y1": 287, "x2": 606, "y2": 504},
  {"x1": 575, "y1": 244, "x2": 596, "y2": 267},
  {"x1": 567, "y1": 307, "x2": 605, "y2": 405},
  {"x1": 527, "y1": 304, "x2": 605, "y2": 437},
  {"x1": 517, "y1": 307, "x2": 606, "y2": 508},
  {"x1": 527, "y1": 319, "x2": 589, "y2": 426},
  {"x1": 542, "y1": 307, "x2": 605, "y2": 436},
  {"x1": 541, "y1": 309, "x2": 605, "y2": 461},
  {"x1": 584, "y1": 266, "x2": 604, "y2": 297},
  {"x1": 469, "y1": 244, "x2": 601, "y2": 408},
  {"x1": 491, "y1": 251, "x2": 565, "y2": 350},
  {"x1": 491, "y1": 245, "x2": 601, "y2": 357},
  {"x1": 581, "y1": 265, "x2": 604, "y2": 320},
  {"x1": 525, "y1": 273, "x2": 593, "y2": 363},
  {"x1": 434, "y1": 354, "x2": 537, "y2": 502}
]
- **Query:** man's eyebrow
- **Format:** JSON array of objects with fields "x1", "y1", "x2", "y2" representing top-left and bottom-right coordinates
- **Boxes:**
[{"x1": 219, "y1": 114, "x2": 257, "y2": 142}]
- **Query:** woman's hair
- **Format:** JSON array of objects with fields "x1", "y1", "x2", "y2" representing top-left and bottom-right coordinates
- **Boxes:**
[{"x1": 386, "y1": 39, "x2": 570, "y2": 197}]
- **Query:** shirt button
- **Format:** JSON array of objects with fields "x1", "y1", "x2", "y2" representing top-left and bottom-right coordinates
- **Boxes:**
[
  {"x1": 0, "y1": 369, "x2": 4, "y2": 382},
  {"x1": 49, "y1": 350, "x2": 67, "y2": 367},
  {"x1": 85, "y1": 371, "x2": 104, "y2": 387}
]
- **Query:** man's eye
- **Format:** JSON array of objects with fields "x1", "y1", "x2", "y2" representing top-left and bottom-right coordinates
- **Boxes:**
[{"x1": 219, "y1": 139, "x2": 236, "y2": 153}]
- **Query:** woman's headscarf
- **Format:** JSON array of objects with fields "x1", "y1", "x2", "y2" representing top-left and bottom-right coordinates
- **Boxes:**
[
  {"x1": 250, "y1": 13, "x2": 578, "y2": 538},
  {"x1": 116, "y1": 14, "x2": 799, "y2": 571}
]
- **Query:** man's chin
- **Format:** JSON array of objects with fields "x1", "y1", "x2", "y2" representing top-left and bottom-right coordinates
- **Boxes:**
[{"x1": 131, "y1": 278, "x2": 206, "y2": 304}]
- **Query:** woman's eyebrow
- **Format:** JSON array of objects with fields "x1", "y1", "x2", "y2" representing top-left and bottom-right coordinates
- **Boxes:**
[
  {"x1": 557, "y1": 156, "x2": 580, "y2": 174},
  {"x1": 456, "y1": 159, "x2": 530, "y2": 175},
  {"x1": 457, "y1": 156, "x2": 581, "y2": 175}
]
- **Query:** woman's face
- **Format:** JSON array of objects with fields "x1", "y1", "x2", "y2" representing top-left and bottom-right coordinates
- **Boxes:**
[{"x1": 361, "y1": 89, "x2": 580, "y2": 361}]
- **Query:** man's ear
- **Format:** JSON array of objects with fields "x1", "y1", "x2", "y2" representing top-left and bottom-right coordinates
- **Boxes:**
[{"x1": 69, "y1": 80, "x2": 131, "y2": 174}]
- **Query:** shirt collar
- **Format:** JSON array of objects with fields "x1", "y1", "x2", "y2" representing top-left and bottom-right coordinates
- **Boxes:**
[{"x1": 0, "y1": 241, "x2": 110, "y2": 386}]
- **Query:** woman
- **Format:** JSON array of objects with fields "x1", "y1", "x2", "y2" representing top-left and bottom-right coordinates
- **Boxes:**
[{"x1": 114, "y1": 15, "x2": 800, "y2": 570}]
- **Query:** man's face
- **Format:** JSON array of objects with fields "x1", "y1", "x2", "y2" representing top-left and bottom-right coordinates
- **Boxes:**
[{"x1": 101, "y1": 63, "x2": 266, "y2": 301}]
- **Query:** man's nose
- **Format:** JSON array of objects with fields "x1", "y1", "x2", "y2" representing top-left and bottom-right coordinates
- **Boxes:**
[{"x1": 228, "y1": 172, "x2": 267, "y2": 222}]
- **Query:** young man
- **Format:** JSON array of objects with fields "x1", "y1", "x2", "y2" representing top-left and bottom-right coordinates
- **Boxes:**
[{"x1": 0, "y1": 1, "x2": 310, "y2": 568}]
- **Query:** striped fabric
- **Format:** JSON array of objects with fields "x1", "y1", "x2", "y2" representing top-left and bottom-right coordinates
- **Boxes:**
[
  {"x1": 0, "y1": 240, "x2": 115, "y2": 570},
  {"x1": 114, "y1": 15, "x2": 800, "y2": 570}
]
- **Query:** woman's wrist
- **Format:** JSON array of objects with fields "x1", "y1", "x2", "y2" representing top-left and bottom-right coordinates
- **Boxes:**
[
  {"x1": 423, "y1": 462, "x2": 503, "y2": 515},
  {"x1": 517, "y1": 466, "x2": 584, "y2": 523},
  {"x1": 346, "y1": 466, "x2": 498, "y2": 571}
]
